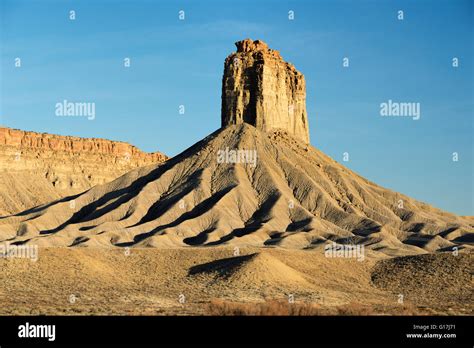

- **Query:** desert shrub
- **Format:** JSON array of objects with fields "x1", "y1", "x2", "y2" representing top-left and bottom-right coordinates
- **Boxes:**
[
  {"x1": 16, "y1": 223, "x2": 28, "y2": 236},
  {"x1": 207, "y1": 299, "x2": 422, "y2": 316},
  {"x1": 208, "y1": 299, "x2": 323, "y2": 316}
]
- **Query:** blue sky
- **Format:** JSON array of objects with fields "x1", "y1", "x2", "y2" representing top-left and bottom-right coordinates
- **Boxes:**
[{"x1": 0, "y1": 0, "x2": 472, "y2": 215}]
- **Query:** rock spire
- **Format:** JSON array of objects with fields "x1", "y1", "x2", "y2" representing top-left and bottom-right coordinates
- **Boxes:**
[{"x1": 221, "y1": 39, "x2": 310, "y2": 143}]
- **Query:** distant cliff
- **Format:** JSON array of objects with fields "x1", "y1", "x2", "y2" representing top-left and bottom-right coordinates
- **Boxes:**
[{"x1": 0, "y1": 127, "x2": 167, "y2": 216}]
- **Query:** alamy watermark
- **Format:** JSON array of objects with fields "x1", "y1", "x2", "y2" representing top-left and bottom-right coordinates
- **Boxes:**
[
  {"x1": 55, "y1": 100, "x2": 95, "y2": 120},
  {"x1": 0, "y1": 243, "x2": 38, "y2": 262},
  {"x1": 324, "y1": 242, "x2": 364, "y2": 261},
  {"x1": 217, "y1": 147, "x2": 257, "y2": 167},
  {"x1": 380, "y1": 99, "x2": 420, "y2": 120},
  {"x1": 18, "y1": 322, "x2": 55, "y2": 341}
]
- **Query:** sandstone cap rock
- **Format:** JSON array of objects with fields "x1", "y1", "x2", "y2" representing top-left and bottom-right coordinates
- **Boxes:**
[{"x1": 221, "y1": 39, "x2": 310, "y2": 144}]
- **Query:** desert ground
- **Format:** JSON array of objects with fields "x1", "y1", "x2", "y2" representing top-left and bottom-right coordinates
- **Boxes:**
[{"x1": 0, "y1": 246, "x2": 471, "y2": 315}]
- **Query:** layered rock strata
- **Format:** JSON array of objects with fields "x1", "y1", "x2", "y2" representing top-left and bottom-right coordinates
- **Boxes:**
[
  {"x1": 221, "y1": 39, "x2": 310, "y2": 143},
  {"x1": 0, "y1": 127, "x2": 167, "y2": 215}
]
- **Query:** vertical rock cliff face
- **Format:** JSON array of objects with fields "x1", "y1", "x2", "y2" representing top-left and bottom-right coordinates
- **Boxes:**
[{"x1": 221, "y1": 39, "x2": 310, "y2": 144}]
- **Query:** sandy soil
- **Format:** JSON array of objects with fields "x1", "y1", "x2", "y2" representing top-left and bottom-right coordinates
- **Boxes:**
[{"x1": 0, "y1": 246, "x2": 471, "y2": 315}]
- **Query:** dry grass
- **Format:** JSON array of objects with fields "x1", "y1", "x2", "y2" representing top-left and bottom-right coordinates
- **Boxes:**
[
  {"x1": 207, "y1": 299, "x2": 323, "y2": 315},
  {"x1": 207, "y1": 299, "x2": 422, "y2": 316}
]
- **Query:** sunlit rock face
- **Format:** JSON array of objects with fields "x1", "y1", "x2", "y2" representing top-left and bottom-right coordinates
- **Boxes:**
[{"x1": 221, "y1": 39, "x2": 310, "y2": 144}]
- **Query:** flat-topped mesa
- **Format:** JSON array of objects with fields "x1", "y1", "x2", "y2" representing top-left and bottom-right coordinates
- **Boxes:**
[{"x1": 221, "y1": 39, "x2": 310, "y2": 144}]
